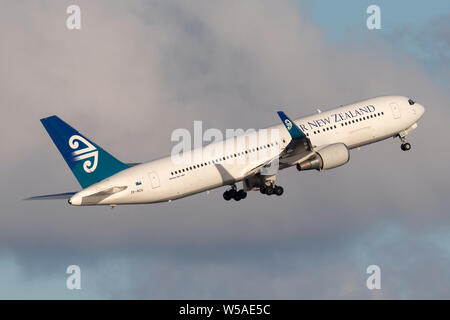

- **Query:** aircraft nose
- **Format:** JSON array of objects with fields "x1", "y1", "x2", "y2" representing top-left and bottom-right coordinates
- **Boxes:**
[{"x1": 416, "y1": 103, "x2": 425, "y2": 117}]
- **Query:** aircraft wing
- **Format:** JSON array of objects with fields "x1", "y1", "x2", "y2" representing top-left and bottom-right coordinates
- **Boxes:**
[
  {"x1": 241, "y1": 111, "x2": 315, "y2": 179},
  {"x1": 276, "y1": 111, "x2": 314, "y2": 166}
]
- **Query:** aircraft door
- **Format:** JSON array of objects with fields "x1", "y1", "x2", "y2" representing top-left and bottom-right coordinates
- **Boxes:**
[
  {"x1": 390, "y1": 103, "x2": 401, "y2": 119},
  {"x1": 149, "y1": 171, "x2": 160, "y2": 189}
]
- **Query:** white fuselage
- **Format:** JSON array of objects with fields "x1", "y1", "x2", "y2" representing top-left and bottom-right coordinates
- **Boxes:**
[{"x1": 69, "y1": 95, "x2": 424, "y2": 205}]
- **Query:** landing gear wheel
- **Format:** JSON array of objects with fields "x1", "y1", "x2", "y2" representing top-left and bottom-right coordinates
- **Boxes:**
[
  {"x1": 238, "y1": 189, "x2": 247, "y2": 199},
  {"x1": 224, "y1": 185, "x2": 246, "y2": 201},
  {"x1": 401, "y1": 143, "x2": 411, "y2": 151},
  {"x1": 265, "y1": 186, "x2": 274, "y2": 195},
  {"x1": 223, "y1": 191, "x2": 231, "y2": 201},
  {"x1": 260, "y1": 186, "x2": 266, "y2": 194},
  {"x1": 275, "y1": 186, "x2": 284, "y2": 196}
]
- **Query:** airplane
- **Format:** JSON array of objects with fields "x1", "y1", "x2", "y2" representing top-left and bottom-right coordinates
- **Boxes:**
[{"x1": 27, "y1": 95, "x2": 424, "y2": 206}]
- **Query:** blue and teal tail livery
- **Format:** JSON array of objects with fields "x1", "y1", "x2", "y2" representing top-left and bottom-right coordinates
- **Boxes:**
[
  {"x1": 277, "y1": 111, "x2": 306, "y2": 140},
  {"x1": 40, "y1": 116, "x2": 131, "y2": 188}
]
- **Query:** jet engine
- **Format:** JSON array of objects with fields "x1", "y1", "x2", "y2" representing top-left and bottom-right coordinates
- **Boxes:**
[{"x1": 296, "y1": 143, "x2": 349, "y2": 171}]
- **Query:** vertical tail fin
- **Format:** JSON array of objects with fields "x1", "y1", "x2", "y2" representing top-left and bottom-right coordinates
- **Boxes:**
[{"x1": 40, "y1": 115, "x2": 131, "y2": 188}]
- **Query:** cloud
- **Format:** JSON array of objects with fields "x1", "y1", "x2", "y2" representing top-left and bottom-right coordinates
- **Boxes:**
[
  {"x1": 0, "y1": 0, "x2": 450, "y2": 298},
  {"x1": 389, "y1": 13, "x2": 450, "y2": 84}
]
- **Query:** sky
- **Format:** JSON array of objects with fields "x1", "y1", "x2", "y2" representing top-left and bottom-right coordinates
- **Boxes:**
[{"x1": 0, "y1": 0, "x2": 450, "y2": 299}]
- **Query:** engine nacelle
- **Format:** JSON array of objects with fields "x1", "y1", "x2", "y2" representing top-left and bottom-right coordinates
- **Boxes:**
[{"x1": 296, "y1": 143, "x2": 349, "y2": 171}]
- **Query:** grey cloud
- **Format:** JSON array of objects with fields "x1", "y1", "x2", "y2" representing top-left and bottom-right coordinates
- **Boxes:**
[
  {"x1": 0, "y1": 0, "x2": 450, "y2": 298},
  {"x1": 389, "y1": 14, "x2": 450, "y2": 83}
]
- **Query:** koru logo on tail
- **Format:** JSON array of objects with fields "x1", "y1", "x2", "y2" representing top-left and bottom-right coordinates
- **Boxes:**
[
  {"x1": 69, "y1": 135, "x2": 98, "y2": 173},
  {"x1": 284, "y1": 119, "x2": 292, "y2": 130}
]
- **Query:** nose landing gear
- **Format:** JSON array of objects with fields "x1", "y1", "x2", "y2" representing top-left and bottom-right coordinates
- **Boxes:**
[
  {"x1": 398, "y1": 131, "x2": 412, "y2": 151},
  {"x1": 401, "y1": 142, "x2": 411, "y2": 151}
]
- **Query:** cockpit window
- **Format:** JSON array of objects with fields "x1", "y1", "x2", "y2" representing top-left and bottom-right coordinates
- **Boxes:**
[{"x1": 408, "y1": 99, "x2": 415, "y2": 105}]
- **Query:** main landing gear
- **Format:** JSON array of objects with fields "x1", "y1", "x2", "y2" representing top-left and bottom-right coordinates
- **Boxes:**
[
  {"x1": 260, "y1": 184, "x2": 284, "y2": 196},
  {"x1": 223, "y1": 185, "x2": 247, "y2": 201},
  {"x1": 398, "y1": 131, "x2": 411, "y2": 151},
  {"x1": 223, "y1": 180, "x2": 284, "y2": 201}
]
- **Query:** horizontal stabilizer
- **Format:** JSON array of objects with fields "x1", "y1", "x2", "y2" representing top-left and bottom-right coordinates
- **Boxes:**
[
  {"x1": 25, "y1": 192, "x2": 77, "y2": 200},
  {"x1": 77, "y1": 186, "x2": 127, "y2": 205},
  {"x1": 91, "y1": 186, "x2": 127, "y2": 196}
]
